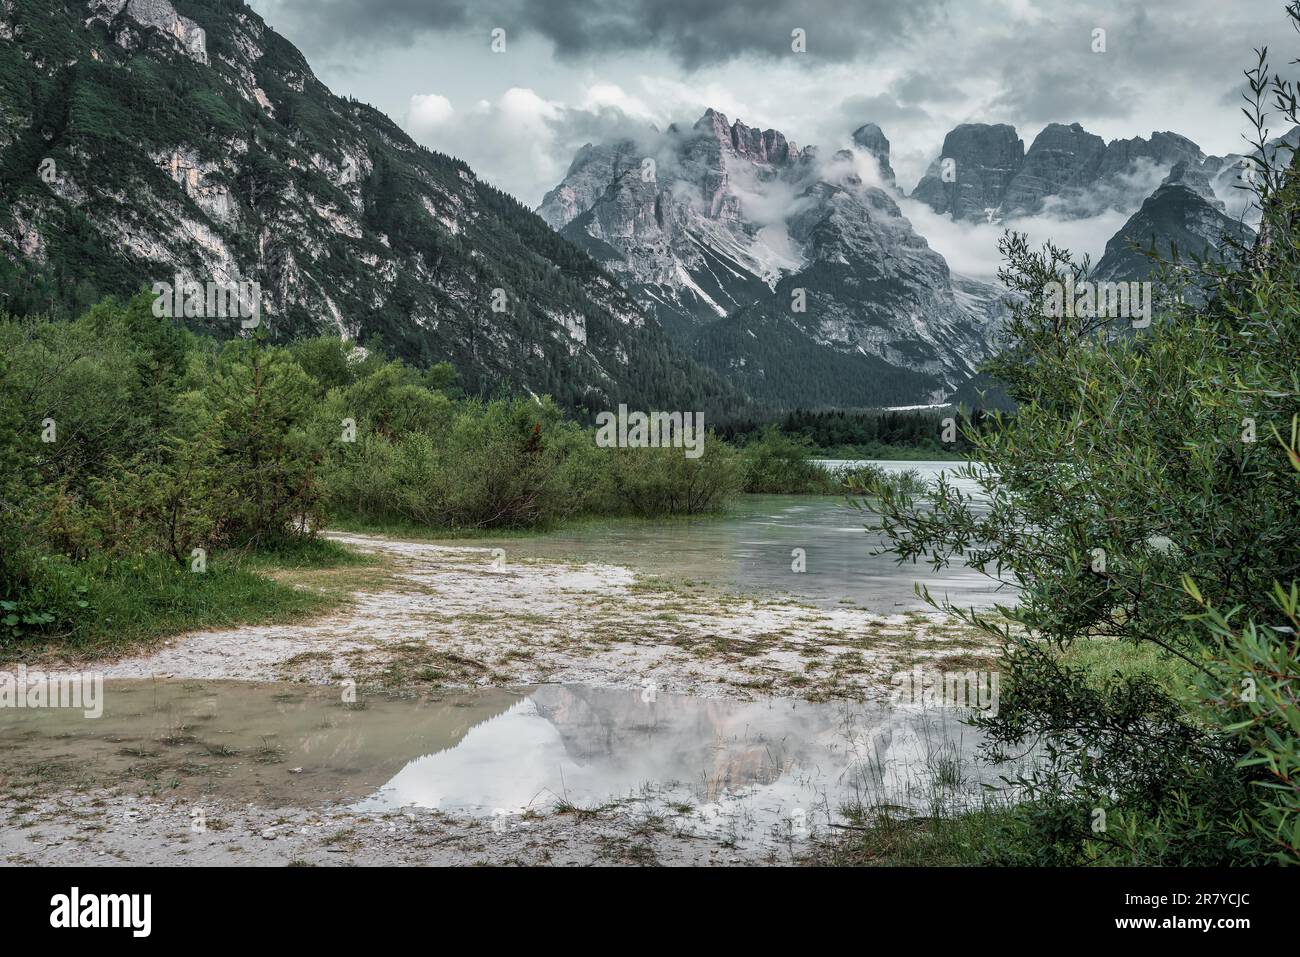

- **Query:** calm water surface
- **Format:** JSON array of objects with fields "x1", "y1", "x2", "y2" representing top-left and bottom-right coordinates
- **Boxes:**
[
  {"x1": 505, "y1": 460, "x2": 1004, "y2": 613},
  {"x1": 0, "y1": 680, "x2": 1022, "y2": 848}
]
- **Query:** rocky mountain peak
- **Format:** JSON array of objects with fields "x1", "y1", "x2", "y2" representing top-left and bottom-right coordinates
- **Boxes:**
[
  {"x1": 910, "y1": 123, "x2": 1024, "y2": 220},
  {"x1": 692, "y1": 107, "x2": 733, "y2": 143},
  {"x1": 690, "y1": 109, "x2": 802, "y2": 166},
  {"x1": 1163, "y1": 160, "x2": 1222, "y2": 209},
  {"x1": 537, "y1": 112, "x2": 1007, "y2": 407},
  {"x1": 1000, "y1": 122, "x2": 1108, "y2": 216},
  {"x1": 850, "y1": 123, "x2": 895, "y2": 185},
  {"x1": 1096, "y1": 131, "x2": 1206, "y2": 186},
  {"x1": 1093, "y1": 162, "x2": 1254, "y2": 283},
  {"x1": 913, "y1": 119, "x2": 1224, "y2": 223}
]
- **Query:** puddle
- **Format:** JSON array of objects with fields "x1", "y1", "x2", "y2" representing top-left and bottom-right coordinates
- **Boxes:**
[{"x1": 0, "y1": 680, "x2": 1024, "y2": 849}]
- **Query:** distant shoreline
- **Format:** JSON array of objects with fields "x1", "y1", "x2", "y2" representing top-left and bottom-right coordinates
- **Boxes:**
[{"x1": 810, "y1": 448, "x2": 971, "y2": 462}]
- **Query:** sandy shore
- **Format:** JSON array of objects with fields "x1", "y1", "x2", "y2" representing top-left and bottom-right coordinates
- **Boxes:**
[
  {"x1": 0, "y1": 791, "x2": 792, "y2": 867},
  {"x1": 90, "y1": 532, "x2": 998, "y2": 701}
]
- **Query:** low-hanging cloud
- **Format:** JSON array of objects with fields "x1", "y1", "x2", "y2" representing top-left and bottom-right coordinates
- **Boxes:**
[
  {"x1": 897, "y1": 197, "x2": 1133, "y2": 279},
  {"x1": 404, "y1": 86, "x2": 671, "y2": 207}
]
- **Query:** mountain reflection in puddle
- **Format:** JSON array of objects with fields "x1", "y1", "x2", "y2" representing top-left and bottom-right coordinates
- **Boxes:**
[
  {"x1": 0, "y1": 680, "x2": 1023, "y2": 850},
  {"x1": 353, "y1": 684, "x2": 1018, "y2": 847}
]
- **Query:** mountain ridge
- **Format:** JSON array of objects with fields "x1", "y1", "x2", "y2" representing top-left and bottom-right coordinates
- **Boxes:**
[
  {"x1": 539, "y1": 108, "x2": 1006, "y2": 409},
  {"x1": 0, "y1": 0, "x2": 740, "y2": 416},
  {"x1": 911, "y1": 120, "x2": 1209, "y2": 222}
]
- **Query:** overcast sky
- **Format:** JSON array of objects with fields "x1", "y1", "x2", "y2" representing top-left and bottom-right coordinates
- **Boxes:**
[{"x1": 248, "y1": 0, "x2": 1287, "y2": 210}]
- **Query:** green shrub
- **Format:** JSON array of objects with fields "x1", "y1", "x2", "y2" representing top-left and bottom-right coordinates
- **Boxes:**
[
  {"x1": 0, "y1": 299, "x2": 756, "y2": 648},
  {"x1": 859, "y1": 21, "x2": 1300, "y2": 865},
  {"x1": 0, "y1": 550, "x2": 90, "y2": 643},
  {"x1": 839, "y1": 462, "x2": 929, "y2": 497},
  {"x1": 323, "y1": 393, "x2": 602, "y2": 530},
  {"x1": 739, "y1": 426, "x2": 836, "y2": 493},
  {"x1": 606, "y1": 433, "x2": 743, "y2": 516},
  {"x1": 194, "y1": 339, "x2": 326, "y2": 546},
  {"x1": 407, "y1": 397, "x2": 585, "y2": 528},
  {"x1": 1184, "y1": 526, "x2": 1300, "y2": 862}
]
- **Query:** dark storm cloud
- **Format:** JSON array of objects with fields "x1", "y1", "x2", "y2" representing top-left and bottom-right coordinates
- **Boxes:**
[
  {"x1": 263, "y1": 0, "x2": 946, "y2": 67},
  {"x1": 513, "y1": 0, "x2": 947, "y2": 67},
  {"x1": 258, "y1": 0, "x2": 1282, "y2": 131},
  {"x1": 839, "y1": 92, "x2": 930, "y2": 126},
  {"x1": 268, "y1": 0, "x2": 472, "y2": 45},
  {"x1": 925, "y1": 2, "x2": 1278, "y2": 129},
  {"x1": 988, "y1": 59, "x2": 1138, "y2": 123},
  {"x1": 890, "y1": 71, "x2": 965, "y2": 106},
  {"x1": 250, "y1": 0, "x2": 1292, "y2": 204}
]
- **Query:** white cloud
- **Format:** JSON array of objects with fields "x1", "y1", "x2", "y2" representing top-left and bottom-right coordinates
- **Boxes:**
[
  {"x1": 401, "y1": 87, "x2": 615, "y2": 206},
  {"x1": 898, "y1": 197, "x2": 1131, "y2": 279},
  {"x1": 497, "y1": 87, "x2": 563, "y2": 127},
  {"x1": 405, "y1": 93, "x2": 454, "y2": 134},
  {"x1": 999, "y1": 0, "x2": 1047, "y2": 24},
  {"x1": 579, "y1": 82, "x2": 656, "y2": 121},
  {"x1": 636, "y1": 75, "x2": 754, "y2": 132}
]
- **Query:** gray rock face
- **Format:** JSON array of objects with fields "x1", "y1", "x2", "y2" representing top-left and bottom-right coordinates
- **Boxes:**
[
  {"x1": 775, "y1": 176, "x2": 1002, "y2": 388},
  {"x1": 1098, "y1": 131, "x2": 1204, "y2": 180},
  {"x1": 1001, "y1": 122, "x2": 1107, "y2": 217},
  {"x1": 898, "y1": 114, "x2": 1258, "y2": 313},
  {"x1": 1093, "y1": 173, "x2": 1254, "y2": 283},
  {"x1": 911, "y1": 123, "x2": 1024, "y2": 221},
  {"x1": 540, "y1": 109, "x2": 817, "y2": 329},
  {"x1": 727, "y1": 117, "x2": 799, "y2": 166},
  {"x1": 538, "y1": 110, "x2": 1006, "y2": 406},
  {"x1": 913, "y1": 123, "x2": 1215, "y2": 222},
  {"x1": 1086, "y1": 128, "x2": 1300, "y2": 284},
  {"x1": 851, "y1": 122, "x2": 895, "y2": 185},
  {"x1": 538, "y1": 141, "x2": 642, "y2": 231},
  {"x1": 1162, "y1": 160, "x2": 1222, "y2": 208},
  {"x1": 89, "y1": 0, "x2": 208, "y2": 63}
]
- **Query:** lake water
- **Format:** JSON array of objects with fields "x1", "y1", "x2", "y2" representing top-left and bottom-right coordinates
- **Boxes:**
[
  {"x1": 503, "y1": 461, "x2": 1005, "y2": 613},
  {"x1": 0, "y1": 679, "x2": 1021, "y2": 849}
]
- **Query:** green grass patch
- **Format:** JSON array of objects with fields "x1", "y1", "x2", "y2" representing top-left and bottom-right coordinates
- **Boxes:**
[
  {"x1": 809, "y1": 802, "x2": 1021, "y2": 866},
  {"x1": 4, "y1": 537, "x2": 372, "y2": 662},
  {"x1": 1058, "y1": 636, "x2": 1196, "y2": 696}
]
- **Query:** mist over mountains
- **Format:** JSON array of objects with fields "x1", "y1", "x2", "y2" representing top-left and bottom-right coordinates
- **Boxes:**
[
  {"x1": 537, "y1": 105, "x2": 1269, "y2": 406},
  {"x1": 0, "y1": 0, "x2": 1274, "y2": 413},
  {"x1": 538, "y1": 109, "x2": 1004, "y2": 408}
]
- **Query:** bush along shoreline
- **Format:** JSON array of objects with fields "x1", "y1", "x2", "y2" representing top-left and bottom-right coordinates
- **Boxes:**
[
  {"x1": 845, "y1": 35, "x2": 1300, "y2": 865},
  {"x1": 0, "y1": 300, "x2": 940, "y2": 655}
]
